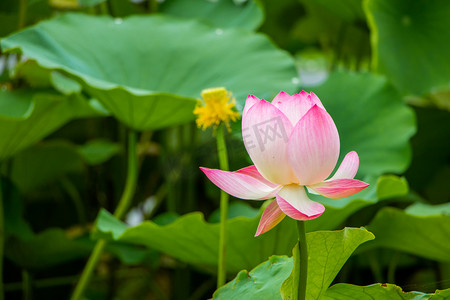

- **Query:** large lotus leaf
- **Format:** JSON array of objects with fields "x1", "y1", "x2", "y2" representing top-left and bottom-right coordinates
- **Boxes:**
[
  {"x1": 50, "y1": 71, "x2": 83, "y2": 95},
  {"x1": 13, "y1": 60, "x2": 53, "y2": 88},
  {"x1": 306, "y1": 71, "x2": 416, "y2": 176},
  {"x1": 0, "y1": 90, "x2": 102, "y2": 161},
  {"x1": 1, "y1": 13, "x2": 299, "y2": 131},
  {"x1": 5, "y1": 228, "x2": 157, "y2": 270},
  {"x1": 159, "y1": 0, "x2": 264, "y2": 30},
  {"x1": 0, "y1": 89, "x2": 34, "y2": 119},
  {"x1": 10, "y1": 141, "x2": 85, "y2": 192},
  {"x1": 94, "y1": 208, "x2": 289, "y2": 274},
  {"x1": 405, "y1": 202, "x2": 450, "y2": 216},
  {"x1": 361, "y1": 206, "x2": 450, "y2": 262},
  {"x1": 431, "y1": 289, "x2": 450, "y2": 299},
  {"x1": 322, "y1": 283, "x2": 449, "y2": 300},
  {"x1": 213, "y1": 256, "x2": 291, "y2": 300},
  {"x1": 14, "y1": 60, "x2": 85, "y2": 96},
  {"x1": 77, "y1": 139, "x2": 121, "y2": 165},
  {"x1": 364, "y1": 0, "x2": 450, "y2": 96},
  {"x1": 212, "y1": 228, "x2": 373, "y2": 300},
  {"x1": 2, "y1": 179, "x2": 153, "y2": 269},
  {"x1": 93, "y1": 174, "x2": 405, "y2": 274},
  {"x1": 280, "y1": 229, "x2": 374, "y2": 300},
  {"x1": 213, "y1": 261, "x2": 448, "y2": 300}
]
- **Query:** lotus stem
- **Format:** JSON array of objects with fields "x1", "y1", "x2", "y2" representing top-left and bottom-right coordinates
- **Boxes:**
[
  {"x1": 113, "y1": 129, "x2": 138, "y2": 220},
  {"x1": 18, "y1": 0, "x2": 27, "y2": 30},
  {"x1": 296, "y1": 221, "x2": 308, "y2": 300},
  {"x1": 387, "y1": 251, "x2": 401, "y2": 283},
  {"x1": 367, "y1": 250, "x2": 384, "y2": 283},
  {"x1": 216, "y1": 124, "x2": 230, "y2": 288},
  {"x1": 71, "y1": 129, "x2": 138, "y2": 300},
  {"x1": 60, "y1": 176, "x2": 87, "y2": 225},
  {"x1": 22, "y1": 270, "x2": 32, "y2": 300}
]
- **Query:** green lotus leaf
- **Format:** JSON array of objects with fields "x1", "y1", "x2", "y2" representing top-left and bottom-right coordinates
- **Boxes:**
[
  {"x1": 280, "y1": 229, "x2": 374, "y2": 300},
  {"x1": 10, "y1": 141, "x2": 84, "y2": 192},
  {"x1": 375, "y1": 175, "x2": 409, "y2": 200},
  {"x1": 50, "y1": 71, "x2": 82, "y2": 95},
  {"x1": 365, "y1": 0, "x2": 450, "y2": 96},
  {"x1": 2, "y1": 181, "x2": 154, "y2": 269},
  {"x1": 362, "y1": 206, "x2": 450, "y2": 262},
  {"x1": 212, "y1": 228, "x2": 374, "y2": 300},
  {"x1": 322, "y1": 283, "x2": 449, "y2": 300},
  {"x1": 213, "y1": 260, "x2": 448, "y2": 299},
  {"x1": 1, "y1": 13, "x2": 298, "y2": 130},
  {"x1": 0, "y1": 89, "x2": 34, "y2": 119},
  {"x1": 159, "y1": 0, "x2": 264, "y2": 30},
  {"x1": 14, "y1": 60, "x2": 83, "y2": 95},
  {"x1": 306, "y1": 71, "x2": 416, "y2": 176},
  {"x1": 213, "y1": 255, "x2": 291, "y2": 300},
  {"x1": 93, "y1": 174, "x2": 406, "y2": 274},
  {"x1": 77, "y1": 139, "x2": 121, "y2": 165},
  {"x1": 5, "y1": 228, "x2": 157, "y2": 270},
  {"x1": 405, "y1": 202, "x2": 450, "y2": 217},
  {"x1": 0, "y1": 90, "x2": 103, "y2": 161},
  {"x1": 14, "y1": 60, "x2": 51, "y2": 88}
]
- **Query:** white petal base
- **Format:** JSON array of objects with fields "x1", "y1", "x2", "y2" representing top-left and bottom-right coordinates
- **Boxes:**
[{"x1": 276, "y1": 184, "x2": 324, "y2": 220}]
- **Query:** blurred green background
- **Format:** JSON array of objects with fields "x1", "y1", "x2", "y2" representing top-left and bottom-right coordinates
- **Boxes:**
[{"x1": 0, "y1": 0, "x2": 449, "y2": 299}]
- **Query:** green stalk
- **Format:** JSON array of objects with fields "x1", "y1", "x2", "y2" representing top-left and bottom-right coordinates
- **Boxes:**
[
  {"x1": 113, "y1": 130, "x2": 138, "y2": 219},
  {"x1": 6, "y1": 268, "x2": 151, "y2": 291},
  {"x1": 22, "y1": 270, "x2": 32, "y2": 300},
  {"x1": 216, "y1": 125, "x2": 229, "y2": 288},
  {"x1": 71, "y1": 130, "x2": 138, "y2": 300},
  {"x1": 387, "y1": 251, "x2": 401, "y2": 283},
  {"x1": 70, "y1": 240, "x2": 107, "y2": 300},
  {"x1": 149, "y1": 0, "x2": 158, "y2": 13},
  {"x1": 296, "y1": 221, "x2": 308, "y2": 300},
  {"x1": 99, "y1": 1, "x2": 109, "y2": 15},
  {"x1": 367, "y1": 250, "x2": 384, "y2": 283},
  {"x1": 18, "y1": 0, "x2": 27, "y2": 30},
  {"x1": 60, "y1": 177, "x2": 87, "y2": 225},
  {"x1": 0, "y1": 177, "x2": 4, "y2": 300}
]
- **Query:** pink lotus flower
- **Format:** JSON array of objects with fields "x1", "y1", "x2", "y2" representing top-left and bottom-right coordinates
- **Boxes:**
[{"x1": 200, "y1": 91, "x2": 369, "y2": 236}]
